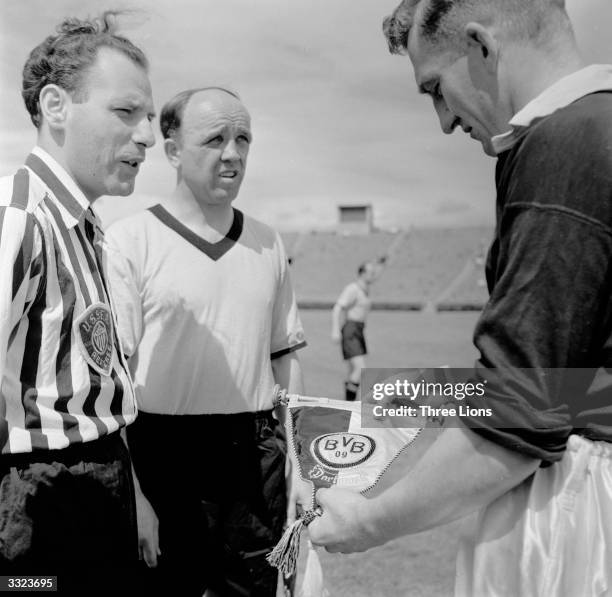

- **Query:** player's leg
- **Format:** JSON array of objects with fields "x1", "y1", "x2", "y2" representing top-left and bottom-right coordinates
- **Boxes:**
[
  {"x1": 219, "y1": 412, "x2": 288, "y2": 597},
  {"x1": 345, "y1": 355, "x2": 366, "y2": 401},
  {"x1": 342, "y1": 321, "x2": 367, "y2": 400}
]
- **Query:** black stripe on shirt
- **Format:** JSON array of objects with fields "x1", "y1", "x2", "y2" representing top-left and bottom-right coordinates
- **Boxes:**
[
  {"x1": 25, "y1": 154, "x2": 84, "y2": 220},
  {"x1": 271, "y1": 340, "x2": 308, "y2": 360},
  {"x1": 75, "y1": 225, "x2": 105, "y2": 303},
  {"x1": 52, "y1": 249, "x2": 83, "y2": 445},
  {"x1": 21, "y1": 290, "x2": 47, "y2": 449},
  {"x1": 81, "y1": 371, "x2": 108, "y2": 437},
  {"x1": 29, "y1": 250, "x2": 44, "y2": 280},
  {"x1": 12, "y1": 215, "x2": 35, "y2": 301},
  {"x1": 109, "y1": 369, "x2": 126, "y2": 423},
  {"x1": 43, "y1": 197, "x2": 92, "y2": 306},
  {"x1": 9, "y1": 168, "x2": 30, "y2": 211},
  {"x1": 30, "y1": 219, "x2": 48, "y2": 305}
]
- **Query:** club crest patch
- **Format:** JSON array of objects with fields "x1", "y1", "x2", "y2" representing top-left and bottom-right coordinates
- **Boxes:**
[
  {"x1": 310, "y1": 433, "x2": 376, "y2": 470},
  {"x1": 74, "y1": 303, "x2": 114, "y2": 376}
]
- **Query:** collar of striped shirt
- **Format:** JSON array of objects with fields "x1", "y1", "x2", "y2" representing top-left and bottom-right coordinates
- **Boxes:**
[
  {"x1": 492, "y1": 64, "x2": 612, "y2": 154},
  {"x1": 25, "y1": 146, "x2": 92, "y2": 230}
]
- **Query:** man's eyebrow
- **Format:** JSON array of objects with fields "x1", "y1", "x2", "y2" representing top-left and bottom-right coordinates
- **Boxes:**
[{"x1": 112, "y1": 96, "x2": 156, "y2": 116}]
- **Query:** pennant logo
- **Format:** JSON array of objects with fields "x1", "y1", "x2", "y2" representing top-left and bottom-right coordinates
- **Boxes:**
[
  {"x1": 74, "y1": 303, "x2": 114, "y2": 376},
  {"x1": 311, "y1": 433, "x2": 375, "y2": 469}
]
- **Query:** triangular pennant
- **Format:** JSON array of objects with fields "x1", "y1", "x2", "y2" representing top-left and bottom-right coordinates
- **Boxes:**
[{"x1": 268, "y1": 393, "x2": 422, "y2": 581}]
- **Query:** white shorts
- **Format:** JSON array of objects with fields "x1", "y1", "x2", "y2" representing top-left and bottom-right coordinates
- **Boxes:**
[{"x1": 455, "y1": 435, "x2": 612, "y2": 597}]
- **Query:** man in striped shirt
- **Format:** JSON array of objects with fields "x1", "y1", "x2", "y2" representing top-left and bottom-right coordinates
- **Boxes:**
[{"x1": 0, "y1": 12, "x2": 155, "y2": 590}]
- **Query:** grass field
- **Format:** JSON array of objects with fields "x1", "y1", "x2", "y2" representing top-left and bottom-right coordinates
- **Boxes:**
[{"x1": 294, "y1": 310, "x2": 481, "y2": 597}]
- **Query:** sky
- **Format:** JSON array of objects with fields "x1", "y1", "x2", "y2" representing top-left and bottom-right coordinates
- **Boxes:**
[{"x1": 1, "y1": 0, "x2": 611, "y2": 230}]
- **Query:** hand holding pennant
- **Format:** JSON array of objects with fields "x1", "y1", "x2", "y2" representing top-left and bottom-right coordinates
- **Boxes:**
[{"x1": 267, "y1": 391, "x2": 422, "y2": 579}]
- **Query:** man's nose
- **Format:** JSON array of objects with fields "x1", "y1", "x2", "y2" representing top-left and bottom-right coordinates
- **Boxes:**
[
  {"x1": 134, "y1": 117, "x2": 156, "y2": 148},
  {"x1": 435, "y1": 101, "x2": 457, "y2": 135},
  {"x1": 221, "y1": 140, "x2": 240, "y2": 161}
]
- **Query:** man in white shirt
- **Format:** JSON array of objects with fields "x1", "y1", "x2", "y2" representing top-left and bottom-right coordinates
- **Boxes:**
[
  {"x1": 106, "y1": 87, "x2": 306, "y2": 596},
  {"x1": 331, "y1": 261, "x2": 382, "y2": 400}
]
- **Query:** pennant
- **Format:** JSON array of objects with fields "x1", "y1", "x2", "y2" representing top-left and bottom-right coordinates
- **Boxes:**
[{"x1": 267, "y1": 392, "x2": 422, "y2": 582}]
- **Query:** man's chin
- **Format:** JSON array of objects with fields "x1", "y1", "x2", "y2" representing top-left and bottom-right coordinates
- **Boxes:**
[
  {"x1": 213, "y1": 189, "x2": 240, "y2": 205},
  {"x1": 479, "y1": 138, "x2": 497, "y2": 158},
  {"x1": 482, "y1": 144, "x2": 497, "y2": 158},
  {"x1": 108, "y1": 181, "x2": 136, "y2": 198}
]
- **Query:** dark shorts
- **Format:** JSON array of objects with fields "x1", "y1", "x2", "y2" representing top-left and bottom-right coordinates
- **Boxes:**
[
  {"x1": 127, "y1": 409, "x2": 287, "y2": 597},
  {"x1": 0, "y1": 432, "x2": 138, "y2": 594},
  {"x1": 342, "y1": 320, "x2": 367, "y2": 360}
]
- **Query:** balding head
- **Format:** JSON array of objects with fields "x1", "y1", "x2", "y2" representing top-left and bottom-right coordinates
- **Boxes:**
[
  {"x1": 162, "y1": 86, "x2": 252, "y2": 206},
  {"x1": 160, "y1": 86, "x2": 245, "y2": 141}
]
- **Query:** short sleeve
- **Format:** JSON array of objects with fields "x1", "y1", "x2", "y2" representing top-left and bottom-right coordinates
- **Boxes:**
[
  {"x1": 0, "y1": 207, "x2": 43, "y2": 389},
  {"x1": 270, "y1": 233, "x2": 306, "y2": 359},
  {"x1": 104, "y1": 222, "x2": 144, "y2": 358},
  {"x1": 336, "y1": 284, "x2": 358, "y2": 309}
]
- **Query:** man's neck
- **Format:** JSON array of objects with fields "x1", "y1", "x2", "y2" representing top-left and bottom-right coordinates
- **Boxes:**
[
  {"x1": 165, "y1": 183, "x2": 235, "y2": 242},
  {"x1": 35, "y1": 137, "x2": 96, "y2": 205},
  {"x1": 506, "y1": 43, "x2": 585, "y2": 117},
  {"x1": 357, "y1": 278, "x2": 369, "y2": 291}
]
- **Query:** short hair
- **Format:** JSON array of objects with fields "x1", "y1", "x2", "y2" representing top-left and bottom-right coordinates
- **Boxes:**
[
  {"x1": 383, "y1": 0, "x2": 571, "y2": 55},
  {"x1": 160, "y1": 87, "x2": 242, "y2": 140},
  {"x1": 383, "y1": 0, "x2": 421, "y2": 56},
  {"x1": 358, "y1": 262, "x2": 371, "y2": 276},
  {"x1": 22, "y1": 11, "x2": 149, "y2": 128}
]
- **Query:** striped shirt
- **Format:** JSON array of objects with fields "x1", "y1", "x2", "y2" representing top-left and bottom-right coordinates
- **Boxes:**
[{"x1": 0, "y1": 147, "x2": 136, "y2": 455}]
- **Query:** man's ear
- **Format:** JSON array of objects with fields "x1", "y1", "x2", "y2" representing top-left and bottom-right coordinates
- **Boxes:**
[
  {"x1": 164, "y1": 137, "x2": 181, "y2": 168},
  {"x1": 39, "y1": 84, "x2": 70, "y2": 130},
  {"x1": 465, "y1": 22, "x2": 499, "y2": 74}
]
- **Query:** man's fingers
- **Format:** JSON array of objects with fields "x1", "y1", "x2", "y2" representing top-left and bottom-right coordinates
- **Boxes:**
[
  {"x1": 307, "y1": 518, "x2": 322, "y2": 544},
  {"x1": 314, "y1": 488, "x2": 330, "y2": 508},
  {"x1": 142, "y1": 541, "x2": 158, "y2": 568}
]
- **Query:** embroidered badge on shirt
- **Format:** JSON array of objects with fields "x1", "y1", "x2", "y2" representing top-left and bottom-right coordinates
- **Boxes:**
[{"x1": 74, "y1": 303, "x2": 114, "y2": 376}]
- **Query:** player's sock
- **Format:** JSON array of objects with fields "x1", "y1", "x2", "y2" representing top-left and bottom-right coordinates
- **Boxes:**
[{"x1": 345, "y1": 381, "x2": 359, "y2": 401}]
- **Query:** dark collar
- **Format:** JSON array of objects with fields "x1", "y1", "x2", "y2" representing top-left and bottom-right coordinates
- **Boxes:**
[{"x1": 149, "y1": 204, "x2": 244, "y2": 261}]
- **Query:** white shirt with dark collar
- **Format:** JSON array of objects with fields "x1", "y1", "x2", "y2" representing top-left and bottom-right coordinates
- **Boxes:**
[{"x1": 105, "y1": 205, "x2": 306, "y2": 415}]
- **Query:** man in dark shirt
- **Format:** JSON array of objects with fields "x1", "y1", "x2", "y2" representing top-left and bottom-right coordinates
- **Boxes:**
[{"x1": 309, "y1": 1, "x2": 612, "y2": 594}]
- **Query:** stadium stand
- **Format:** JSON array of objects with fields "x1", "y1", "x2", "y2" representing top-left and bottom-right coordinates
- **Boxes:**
[
  {"x1": 435, "y1": 236, "x2": 491, "y2": 310},
  {"x1": 289, "y1": 231, "x2": 397, "y2": 306},
  {"x1": 287, "y1": 227, "x2": 492, "y2": 311}
]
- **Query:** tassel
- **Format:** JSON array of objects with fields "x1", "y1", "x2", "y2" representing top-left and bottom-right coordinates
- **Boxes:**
[
  {"x1": 267, "y1": 518, "x2": 304, "y2": 577},
  {"x1": 267, "y1": 508, "x2": 321, "y2": 577},
  {"x1": 298, "y1": 541, "x2": 329, "y2": 597}
]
